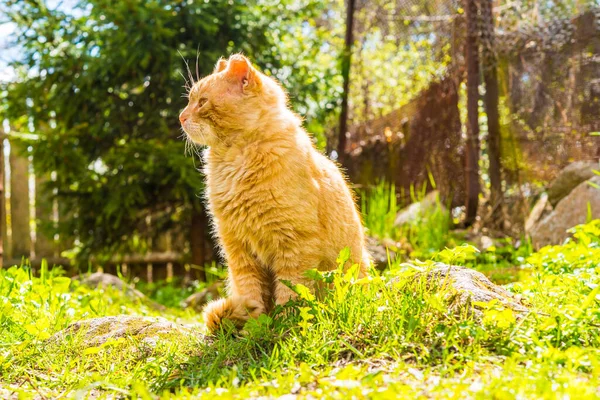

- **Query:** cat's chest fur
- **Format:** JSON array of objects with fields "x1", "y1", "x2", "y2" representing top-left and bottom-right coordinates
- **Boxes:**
[
  {"x1": 207, "y1": 158, "x2": 263, "y2": 221},
  {"x1": 203, "y1": 143, "x2": 319, "y2": 263},
  {"x1": 204, "y1": 147, "x2": 293, "y2": 239}
]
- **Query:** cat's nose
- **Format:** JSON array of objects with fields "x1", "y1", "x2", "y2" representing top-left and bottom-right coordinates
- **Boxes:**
[{"x1": 179, "y1": 112, "x2": 188, "y2": 125}]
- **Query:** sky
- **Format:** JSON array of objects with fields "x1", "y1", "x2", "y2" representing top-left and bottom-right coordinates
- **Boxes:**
[
  {"x1": 0, "y1": 20, "x2": 17, "y2": 82},
  {"x1": 0, "y1": 0, "x2": 79, "y2": 82}
]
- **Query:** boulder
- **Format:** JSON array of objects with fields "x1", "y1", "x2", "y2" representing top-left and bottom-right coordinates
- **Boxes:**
[
  {"x1": 546, "y1": 161, "x2": 598, "y2": 206},
  {"x1": 392, "y1": 263, "x2": 528, "y2": 315},
  {"x1": 476, "y1": 235, "x2": 498, "y2": 251},
  {"x1": 73, "y1": 272, "x2": 165, "y2": 311},
  {"x1": 366, "y1": 235, "x2": 410, "y2": 269},
  {"x1": 183, "y1": 281, "x2": 224, "y2": 311},
  {"x1": 366, "y1": 236, "x2": 391, "y2": 269},
  {"x1": 530, "y1": 176, "x2": 600, "y2": 248},
  {"x1": 394, "y1": 190, "x2": 447, "y2": 227},
  {"x1": 49, "y1": 315, "x2": 200, "y2": 348}
]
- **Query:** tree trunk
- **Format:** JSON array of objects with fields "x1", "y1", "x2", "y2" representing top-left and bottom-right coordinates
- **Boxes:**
[
  {"x1": 0, "y1": 136, "x2": 4, "y2": 268},
  {"x1": 463, "y1": 0, "x2": 481, "y2": 227},
  {"x1": 34, "y1": 172, "x2": 57, "y2": 259},
  {"x1": 337, "y1": 0, "x2": 356, "y2": 166},
  {"x1": 480, "y1": 0, "x2": 504, "y2": 229},
  {"x1": 190, "y1": 206, "x2": 207, "y2": 282},
  {"x1": 10, "y1": 144, "x2": 31, "y2": 259},
  {"x1": 152, "y1": 231, "x2": 171, "y2": 282}
]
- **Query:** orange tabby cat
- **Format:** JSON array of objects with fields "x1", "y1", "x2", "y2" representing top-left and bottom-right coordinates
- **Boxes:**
[{"x1": 179, "y1": 54, "x2": 371, "y2": 332}]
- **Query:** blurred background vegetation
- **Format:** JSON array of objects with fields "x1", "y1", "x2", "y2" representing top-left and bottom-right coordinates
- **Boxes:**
[{"x1": 0, "y1": 0, "x2": 598, "y2": 283}]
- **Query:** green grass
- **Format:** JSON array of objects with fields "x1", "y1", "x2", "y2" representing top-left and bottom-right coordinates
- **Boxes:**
[
  {"x1": 361, "y1": 180, "x2": 453, "y2": 260},
  {"x1": 360, "y1": 180, "x2": 534, "y2": 282},
  {"x1": 361, "y1": 181, "x2": 400, "y2": 241},
  {"x1": 1, "y1": 221, "x2": 600, "y2": 398},
  {"x1": 135, "y1": 263, "x2": 227, "y2": 308}
]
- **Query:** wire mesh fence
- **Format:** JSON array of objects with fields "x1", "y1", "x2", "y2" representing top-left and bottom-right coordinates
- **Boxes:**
[{"x1": 343, "y1": 0, "x2": 599, "y2": 230}]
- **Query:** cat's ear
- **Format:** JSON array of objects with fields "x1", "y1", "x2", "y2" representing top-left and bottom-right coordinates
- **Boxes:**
[
  {"x1": 214, "y1": 57, "x2": 227, "y2": 74},
  {"x1": 225, "y1": 54, "x2": 261, "y2": 91}
]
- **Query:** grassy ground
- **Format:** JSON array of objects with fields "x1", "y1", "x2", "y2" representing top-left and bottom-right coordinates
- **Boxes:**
[{"x1": 1, "y1": 220, "x2": 599, "y2": 399}]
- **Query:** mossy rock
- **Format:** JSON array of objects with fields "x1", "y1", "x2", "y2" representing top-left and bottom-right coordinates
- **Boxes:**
[
  {"x1": 392, "y1": 263, "x2": 528, "y2": 316},
  {"x1": 49, "y1": 316, "x2": 203, "y2": 349}
]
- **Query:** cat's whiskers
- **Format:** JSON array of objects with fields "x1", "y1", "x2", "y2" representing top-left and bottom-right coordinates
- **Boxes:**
[
  {"x1": 178, "y1": 50, "x2": 196, "y2": 88},
  {"x1": 195, "y1": 45, "x2": 201, "y2": 83},
  {"x1": 180, "y1": 127, "x2": 205, "y2": 169},
  {"x1": 191, "y1": 141, "x2": 203, "y2": 160},
  {"x1": 188, "y1": 120, "x2": 228, "y2": 147},
  {"x1": 178, "y1": 71, "x2": 192, "y2": 93},
  {"x1": 178, "y1": 129, "x2": 191, "y2": 157},
  {"x1": 185, "y1": 138, "x2": 193, "y2": 158},
  {"x1": 185, "y1": 122, "x2": 212, "y2": 148}
]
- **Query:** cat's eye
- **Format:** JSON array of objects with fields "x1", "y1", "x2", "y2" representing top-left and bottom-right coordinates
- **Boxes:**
[{"x1": 197, "y1": 98, "x2": 208, "y2": 109}]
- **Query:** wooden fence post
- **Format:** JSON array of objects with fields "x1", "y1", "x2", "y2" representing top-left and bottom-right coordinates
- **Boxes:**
[
  {"x1": 34, "y1": 172, "x2": 57, "y2": 259},
  {"x1": 9, "y1": 142, "x2": 31, "y2": 260},
  {"x1": 0, "y1": 136, "x2": 4, "y2": 268},
  {"x1": 190, "y1": 206, "x2": 207, "y2": 282},
  {"x1": 153, "y1": 232, "x2": 171, "y2": 282}
]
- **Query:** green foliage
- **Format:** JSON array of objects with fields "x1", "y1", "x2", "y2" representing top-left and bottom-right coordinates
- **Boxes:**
[
  {"x1": 136, "y1": 262, "x2": 226, "y2": 308},
  {"x1": 361, "y1": 181, "x2": 452, "y2": 259},
  {"x1": 349, "y1": 1, "x2": 453, "y2": 124},
  {"x1": 468, "y1": 236, "x2": 533, "y2": 284},
  {"x1": 434, "y1": 243, "x2": 479, "y2": 265},
  {"x1": 360, "y1": 181, "x2": 399, "y2": 240},
  {"x1": 527, "y1": 220, "x2": 600, "y2": 274},
  {"x1": 2, "y1": 220, "x2": 600, "y2": 397},
  {"x1": 135, "y1": 278, "x2": 199, "y2": 309},
  {"x1": 0, "y1": 0, "x2": 340, "y2": 260},
  {"x1": 400, "y1": 197, "x2": 452, "y2": 260}
]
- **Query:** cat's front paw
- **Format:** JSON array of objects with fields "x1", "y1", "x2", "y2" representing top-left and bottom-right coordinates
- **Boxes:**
[{"x1": 203, "y1": 296, "x2": 264, "y2": 333}]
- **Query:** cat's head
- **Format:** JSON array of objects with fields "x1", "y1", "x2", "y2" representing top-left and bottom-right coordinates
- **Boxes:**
[{"x1": 179, "y1": 54, "x2": 288, "y2": 146}]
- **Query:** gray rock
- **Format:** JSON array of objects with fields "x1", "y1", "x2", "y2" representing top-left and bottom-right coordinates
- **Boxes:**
[
  {"x1": 478, "y1": 235, "x2": 497, "y2": 251},
  {"x1": 183, "y1": 281, "x2": 224, "y2": 311},
  {"x1": 366, "y1": 235, "x2": 403, "y2": 269},
  {"x1": 73, "y1": 272, "x2": 165, "y2": 311},
  {"x1": 49, "y1": 315, "x2": 201, "y2": 348},
  {"x1": 366, "y1": 235, "x2": 389, "y2": 268},
  {"x1": 547, "y1": 161, "x2": 598, "y2": 206},
  {"x1": 530, "y1": 176, "x2": 600, "y2": 249},
  {"x1": 392, "y1": 263, "x2": 528, "y2": 315},
  {"x1": 394, "y1": 190, "x2": 447, "y2": 227}
]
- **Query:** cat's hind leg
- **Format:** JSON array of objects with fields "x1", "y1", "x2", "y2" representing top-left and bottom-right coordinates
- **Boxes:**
[{"x1": 271, "y1": 251, "x2": 321, "y2": 306}]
